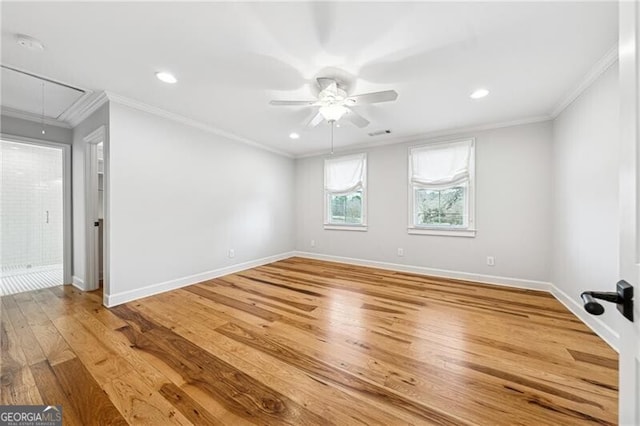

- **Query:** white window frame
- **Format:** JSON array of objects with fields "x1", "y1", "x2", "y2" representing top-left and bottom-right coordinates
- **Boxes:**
[
  {"x1": 408, "y1": 138, "x2": 476, "y2": 237},
  {"x1": 324, "y1": 153, "x2": 368, "y2": 231}
]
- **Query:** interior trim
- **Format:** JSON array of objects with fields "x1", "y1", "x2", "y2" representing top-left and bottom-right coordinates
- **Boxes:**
[
  {"x1": 102, "y1": 248, "x2": 619, "y2": 351},
  {"x1": 1, "y1": 106, "x2": 72, "y2": 129},
  {"x1": 71, "y1": 275, "x2": 85, "y2": 291},
  {"x1": 66, "y1": 92, "x2": 109, "y2": 127},
  {"x1": 103, "y1": 251, "x2": 296, "y2": 307},
  {"x1": 2, "y1": 43, "x2": 617, "y2": 157},
  {"x1": 550, "y1": 43, "x2": 618, "y2": 118},
  {"x1": 104, "y1": 91, "x2": 294, "y2": 158},
  {"x1": 1, "y1": 63, "x2": 95, "y2": 127},
  {"x1": 551, "y1": 284, "x2": 619, "y2": 352},
  {"x1": 1, "y1": 133, "x2": 73, "y2": 289},
  {"x1": 296, "y1": 115, "x2": 552, "y2": 159},
  {"x1": 295, "y1": 251, "x2": 552, "y2": 291},
  {"x1": 294, "y1": 251, "x2": 619, "y2": 352}
]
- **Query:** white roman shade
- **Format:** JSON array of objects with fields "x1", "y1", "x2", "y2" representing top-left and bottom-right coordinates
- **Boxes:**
[
  {"x1": 324, "y1": 153, "x2": 366, "y2": 194},
  {"x1": 410, "y1": 140, "x2": 473, "y2": 188}
]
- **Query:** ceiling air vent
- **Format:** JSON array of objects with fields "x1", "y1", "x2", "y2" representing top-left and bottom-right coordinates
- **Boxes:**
[{"x1": 368, "y1": 129, "x2": 391, "y2": 137}]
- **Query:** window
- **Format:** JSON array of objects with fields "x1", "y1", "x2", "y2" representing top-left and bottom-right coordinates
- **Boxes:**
[
  {"x1": 408, "y1": 139, "x2": 475, "y2": 237},
  {"x1": 324, "y1": 153, "x2": 367, "y2": 230}
]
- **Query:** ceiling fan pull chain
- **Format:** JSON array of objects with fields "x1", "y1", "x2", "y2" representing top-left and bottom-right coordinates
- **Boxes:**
[
  {"x1": 40, "y1": 81, "x2": 46, "y2": 135},
  {"x1": 330, "y1": 120, "x2": 334, "y2": 155}
]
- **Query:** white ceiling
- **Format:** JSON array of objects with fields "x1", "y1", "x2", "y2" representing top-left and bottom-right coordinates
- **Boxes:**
[
  {"x1": 1, "y1": 66, "x2": 86, "y2": 119},
  {"x1": 1, "y1": 2, "x2": 617, "y2": 156}
]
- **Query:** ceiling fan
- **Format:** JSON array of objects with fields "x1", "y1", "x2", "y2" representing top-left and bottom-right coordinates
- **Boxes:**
[{"x1": 269, "y1": 77, "x2": 398, "y2": 128}]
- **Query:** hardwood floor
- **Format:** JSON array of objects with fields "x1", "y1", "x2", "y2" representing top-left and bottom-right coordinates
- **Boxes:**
[{"x1": 0, "y1": 257, "x2": 617, "y2": 425}]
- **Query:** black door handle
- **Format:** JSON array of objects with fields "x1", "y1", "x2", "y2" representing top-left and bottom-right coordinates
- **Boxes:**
[
  {"x1": 94, "y1": 221, "x2": 100, "y2": 227},
  {"x1": 581, "y1": 280, "x2": 634, "y2": 322}
]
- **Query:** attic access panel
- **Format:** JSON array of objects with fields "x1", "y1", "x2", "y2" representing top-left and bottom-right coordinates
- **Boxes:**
[{"x1": 1, "y1": 65, "x2": 86, "y2": 119}]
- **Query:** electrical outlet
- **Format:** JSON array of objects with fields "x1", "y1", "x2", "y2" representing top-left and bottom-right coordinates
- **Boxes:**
[
  {"x1": 310, "y1": 239, "x2": 316, "y2": 248},
  {"x1": 228, "y1": 249, "x2": 235, "y2": 258},
  {"x1": 487, "y1": 256, "x2": 495, "y2": 266},
  {"x1": 397, "y1": 248, "x2": 404, "y2": 257}
]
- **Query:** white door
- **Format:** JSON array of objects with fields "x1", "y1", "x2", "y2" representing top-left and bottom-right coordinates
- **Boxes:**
[{"x1": 618, "y1": 2, "x2": 640, "y2": 424}]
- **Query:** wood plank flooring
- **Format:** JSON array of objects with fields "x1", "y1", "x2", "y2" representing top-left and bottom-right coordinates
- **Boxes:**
[{"x1": 0, "y1": 257, "x2": 618, "y2": 425}]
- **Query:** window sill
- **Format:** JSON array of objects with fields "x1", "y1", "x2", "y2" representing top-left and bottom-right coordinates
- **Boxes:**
[
  {"x1": 408, "y1": 227, "x2": 476, "y2": 237},
  {"x1": 324, "y1": 224, "x2": 368, "y2": 232}
]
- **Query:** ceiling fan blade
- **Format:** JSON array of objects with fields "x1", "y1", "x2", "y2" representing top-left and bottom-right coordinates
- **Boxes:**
[
  {"x1": 269, "y1": 100, "x2": 317, "y2": 106},
  {"x1": 345, "y1": 108, "x2": 370, "y2": 128},
  {"x1": 306, "y1": 111, "x2": 325, "y2": 128},
  {"x1": 346, "y1": 90, "x2": 398, "y2": 105}
]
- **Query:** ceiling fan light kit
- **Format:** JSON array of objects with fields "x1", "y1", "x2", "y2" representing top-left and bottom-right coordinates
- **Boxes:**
[
  {"x1": 270, "y1": 76, "x2": 398, "y2": 130},
  {"x1": 319, "y1": 104, "x2": 348, "y2": 121}
]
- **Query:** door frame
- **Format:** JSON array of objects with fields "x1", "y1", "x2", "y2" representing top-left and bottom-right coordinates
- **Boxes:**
[
  {"x1": 83, "y1": 125, "x2": 105, "y2": 292},
  {"x1": 618, "y1": 1, "x2": 640, "y2": 424},
  {"x1": 0, "y1": 133, "x2": 72, "y2": 286}
]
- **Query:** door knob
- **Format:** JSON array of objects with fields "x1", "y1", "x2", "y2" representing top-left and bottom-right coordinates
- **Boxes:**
[{"x1": 581, "y1": 280, "x2": 634, "y2": 322}]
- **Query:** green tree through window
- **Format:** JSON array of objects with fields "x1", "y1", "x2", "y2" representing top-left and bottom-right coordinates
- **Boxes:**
[
  {"x1": 330, "y1": 191, "x2": 363, "y2": 224},
  {"x1": 415, "y1": 186, "x2": 465, "y2": 226}
]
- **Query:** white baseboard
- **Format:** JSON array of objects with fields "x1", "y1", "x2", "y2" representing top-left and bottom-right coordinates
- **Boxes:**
[
  {"x1": 294, "y1": 251, "x2": 618, "y2": 352},
  {"x1": 71, "y1": 276, "x2": 85, "y2": 291},
  {"x1": 104, "y1": 251, "x2": 296, "y2": 307},
  {"x1": 550, "y1": 284, "x2": 619, "y2": 352},
  {"x1": 102, "y1": 249, "x2": 619, "y2": 353},
  {"x1": 293, "y1": 251, "x2": 552, "y2": 292}
]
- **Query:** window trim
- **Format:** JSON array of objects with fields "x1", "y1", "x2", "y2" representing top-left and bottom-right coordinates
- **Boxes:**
[
  {"x1": 323, "y1": 153, "x2": 368, "y2": 230},
  {"x1": 407, "y1": 138, "x2": 476, "y2": 237}
]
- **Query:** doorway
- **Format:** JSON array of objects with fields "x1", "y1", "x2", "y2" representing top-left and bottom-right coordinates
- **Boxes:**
[
  {"x1": 0, "y1": 138, "x2": 71, "y2": 295},
  {"x1": 83, "y1": 126, "x2": 106, "y2": 292}
]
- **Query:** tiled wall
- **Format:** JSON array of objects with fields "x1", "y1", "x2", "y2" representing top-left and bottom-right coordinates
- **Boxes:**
[{"x1": 1, "y1": 140, "x2": 63, "y2": 270}]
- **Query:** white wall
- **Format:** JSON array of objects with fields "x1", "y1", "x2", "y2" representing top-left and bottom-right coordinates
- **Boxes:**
[
  {"x1": 107, "y1": 102, "x2": 295, "y2": 303},
  {"x1": 1, "y1": 115, "x2": 72, "y2": 145},
  {"x1": 71, "y1": 104, "x2": 109, "y2": 284},
  {"x1": 552, "y1": 63, "x2": 619, "y2": 339},
  {"x1": 295, "y1": 121, "x2": 553, "y2": 284}
]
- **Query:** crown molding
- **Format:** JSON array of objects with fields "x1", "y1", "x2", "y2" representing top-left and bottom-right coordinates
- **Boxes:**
[
  {"x1": 103, "y1": 91, "x2": 293, "y2": 158},
  {"x1": 66, "y1": 91, "x2": 109, "y2": 127},
  {"x1": 1, "y1": 63, "x2": 98, "y2": 128},
  {"x1": 295, "y1": 115, "x2": 552, "y2": 159},
  {"x1": 1, "y1": 106, "x2": 72, "y2": 129},
  {"x1": 550, "y1": 44, "x2": 618, "y2": 118},
  {"x1": 297, "y1": 43, "x2": 617, "y2": 159}
]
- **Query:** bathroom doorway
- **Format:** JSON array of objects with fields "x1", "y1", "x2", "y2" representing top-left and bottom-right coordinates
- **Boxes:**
[{"x1": 0, "y1": 138, "x2": 71, "y2": 295}]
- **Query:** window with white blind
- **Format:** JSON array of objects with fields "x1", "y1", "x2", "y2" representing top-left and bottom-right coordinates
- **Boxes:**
[
  {"x1": 324, "y1": 153, "x2": 367, "y2": 230},
  {"x1": 408, "y1": 139, "x2": 475, "y2": 237}
]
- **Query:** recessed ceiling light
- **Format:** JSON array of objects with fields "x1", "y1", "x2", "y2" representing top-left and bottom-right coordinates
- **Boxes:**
[
  {"x1": 470, "y1": 88, "x2": 489, "y2": 99},
  {"x1": 289, "y1": 132, "x2": 300, "y2": 140},
  {"x1": 156, "y1": 71, "x2": 177, "y2": 84}
]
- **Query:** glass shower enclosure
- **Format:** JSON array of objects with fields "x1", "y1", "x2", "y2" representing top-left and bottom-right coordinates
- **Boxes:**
[{"x1": 1, "y1": 139, "x2": 64, "y2": 295}]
